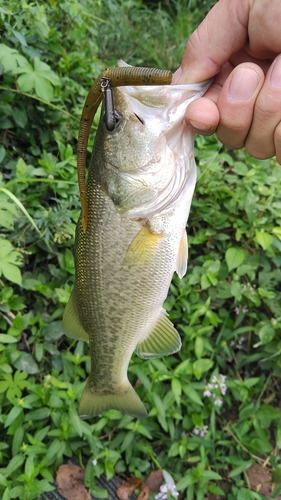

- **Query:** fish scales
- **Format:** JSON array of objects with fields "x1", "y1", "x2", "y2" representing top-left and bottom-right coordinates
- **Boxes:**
[{"x1": 63, "y1": 63, "x2": 211, "y2": 418}]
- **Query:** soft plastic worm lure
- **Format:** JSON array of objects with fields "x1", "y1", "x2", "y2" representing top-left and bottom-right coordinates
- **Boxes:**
[{"x1": 77, "y1": 66, "x2": 173, "y2": 232}]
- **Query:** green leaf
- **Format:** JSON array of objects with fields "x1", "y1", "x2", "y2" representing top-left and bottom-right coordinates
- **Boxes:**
[
  {"x1": 272, "y1": 226, "x2": 281, "y2": 240},
  {"x1": 228, "y1": 460, "x2": 254, "y2": 478},
  {"x1": 193, "y1": 359, "x2": 214, "y2": 380},
  {"x1": 42, "y1": 321, "x2": 64, "y2": 341},
  {"x1": 0, "y1": 238, "x2": 23, "y2": 285},
  {"x1": 0, "y1": 44, "x2": 30, "y2": 72},
  {"x1": 69, "y1": 408, "x2": 83, "y2": 437},
  {"x1": 195, "y1": 336, "x2": 204, "y2": 359},
  {"x1": 256, "y1": 404, "x2": 281, "y2": 420},
  {"x1": 12, "y1": 426, "x2": 24, "y2": 456},
  {"x1": 5, "y1": 454, "x2": 25, "y2": 476},
  {"x1": 45, "y1": 439, "x2": 63, "y2": 464},
  {"x1": 2, "y1": 487, "x2": 10, "y2": 500},
  {"x1": 0, "y1": 209, "x2": 14, "y2": 229},
  {"x1": 4, "y1": 405, "x2": 22, "y2": 428},
  {"x1": 90, "y1": 486, "x2": 109, "y2": 499},
  {"x1": 13, "y1": 352, "x2": 39, "y2": 374},
  {"x1": 171, "y1": 377, "x2": 182, "y2": 405},
  {"x1": 0, "y1": 474, "x2": 8, "y2": 487},
  {"x1": 0, "y1": 334, "x2": 18, "y2": 343},
  {"x1": 257, "y1": 323, "x2": 275, "y2": 345},
  {"x1": 200, "y1": 273, "x2": 211, "y2": 289},
  {"x1": 182, "y1": 384, "x2": 203, "y2": 406},
  {"x1": 34, "y1": 74, "x2": 54, "y2": 101},
  {"x1": 15, "y1": 56, "x2": 60, "y2": 102},
  {"x1": 9, "y1": 486, "x2": 26, "y2": 498},
  {"x1": 2, "y1": 263, "x2": 22, "y2": 285},
  {"x1": 177, "y1": 473, "x2": 196, "y2": 490},
  {"x1": 26, "y1": 407, "x2": 50, "y2": 420},
  {"x1": 237, "y1": 488, "x2": 253, "y2": 500},
  {"x1": 230, "y1": 280, "x2": 242, "y2": 300},
  {"x1": 25, "y1": 455, "x2": 35, "y2": 479},
  {"x1": 174, "y1": 359, "x2": 191, "y2": 376},
  {"x1": 0, "y1": 145, "x2": 5, "y2": 163},
  {"x1": 255, "y1": 230, "x2": 273, "y2": 250},
  {"x1": 225, "y1": 247, "x2": 246, "y2": 272},
  {"x1": 35, "y1": 343, "x2": 44, "y2": 362},
  {"x1": 162, "y1": 470, "x2": 176, "y2": 485},
  {"x1": 153, "y1": 393, "x2": 168, "y2": 431},
  {"x1": 34, "y1": 57, "x2": 61, "y2": 85},
  {"x1": 13, "y1": 108, "x2": 27, "y2": 128},
  {"x1": 168, "y1": 442, "x2": 179, "y2": 458},
  {"x1": 202, "y1": 470, "x2": 222, "y2": 480},
  {"x1": 17, "y1": 71, "x2": 34, "y2": 91}
]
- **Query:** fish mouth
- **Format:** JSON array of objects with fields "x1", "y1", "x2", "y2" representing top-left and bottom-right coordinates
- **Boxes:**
[{"x1": 133, "y1": 113, "x2": 144, "y2": 125}]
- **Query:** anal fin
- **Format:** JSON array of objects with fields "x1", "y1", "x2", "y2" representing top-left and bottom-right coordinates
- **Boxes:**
[
  {"x1": 62, "y1": 289, "x2": 89, "y2": 341},
  {"x1": 135, "y1": 309, "x2": 181, "y2": 359}
]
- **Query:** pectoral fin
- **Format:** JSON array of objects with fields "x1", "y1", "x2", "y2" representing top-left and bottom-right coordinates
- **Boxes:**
[
  {"x1": 125, "y1": 225, "x2": 162, "y2": 269},
  {"x1": 62, "y1": 289, "x2": 89, "y2": 341},
  {"x1": 176, "y1": 230, "x2": 188, "y2": 278},
  {"x1": 135, "y1": 309, "x2": 181, "y2": 359}
]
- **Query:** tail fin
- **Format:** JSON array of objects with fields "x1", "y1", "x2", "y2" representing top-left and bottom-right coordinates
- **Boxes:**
[{"x1": 78, "y1": 378, "x2": 147, "y2": 418}]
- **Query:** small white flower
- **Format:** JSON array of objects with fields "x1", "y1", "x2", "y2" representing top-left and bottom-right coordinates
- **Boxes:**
[
  {"x1": 155, "y1": 492, "x2": 167, "y2": 500},
  {"x1": 220, "y1": 384, "x2": 227, "y2": 396},
  {"x1": 200, "y1": 425, "x2": 208, "y2": 437},
  {"x1": 156, "y1": 484, "x2": 178, "y2": 500},
  {"x1": 203, "y1": 390, "x2": 212, "y2": 397},
  {"x1": 214, "y1": 398, "x2": 222, "y2": 407},
  {"x1": 92, "y1": 459, "x2": 97, "y2": 466},
  {"x1": 192, "y1": 426, "x2": 200, "y2": 435}
]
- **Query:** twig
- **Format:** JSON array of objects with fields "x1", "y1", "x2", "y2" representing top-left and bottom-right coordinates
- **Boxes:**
[
  {"x1": 0, "y1": 310, "x2": 14, "y2": 327},
  {"x1": 225, "y1": 426, "x2": 266, "y2": 466}
]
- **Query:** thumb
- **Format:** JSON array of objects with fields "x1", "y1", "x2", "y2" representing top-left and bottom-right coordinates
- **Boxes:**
[{"x1": 177, "y1": 0, "x2": 250, "y2": 83}]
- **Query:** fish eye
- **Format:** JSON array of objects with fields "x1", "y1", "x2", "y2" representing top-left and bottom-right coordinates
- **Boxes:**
[
  {"x1": 134, "y1": 113, "x2": 144, "y2": 125},
  {"x1": 114, "y1": 110, "x2": 122, "y2": 125}
]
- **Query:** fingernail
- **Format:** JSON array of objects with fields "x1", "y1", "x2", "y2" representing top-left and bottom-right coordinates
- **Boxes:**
[
  {"x1": 172, "y1": 67, "x2": 182, "y2": 84},
  {"x1": 189, "y1": 120, "x2": 213, "y2": 133},
  {"x1": 270, "y1": 56, "x2": 281, "y2": 89},
  {"x1": 228, "y1": 68, "x2": 260, "y2": 101}
]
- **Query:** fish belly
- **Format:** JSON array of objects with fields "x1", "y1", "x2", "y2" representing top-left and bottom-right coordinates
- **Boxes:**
[{"x1": 63, "y1": 172, "x2": 183, "y2": 417}]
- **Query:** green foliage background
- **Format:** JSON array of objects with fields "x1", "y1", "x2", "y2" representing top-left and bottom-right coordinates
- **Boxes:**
[{"x1": 0, "y1": 1, "x2": 281, "y2": 499}]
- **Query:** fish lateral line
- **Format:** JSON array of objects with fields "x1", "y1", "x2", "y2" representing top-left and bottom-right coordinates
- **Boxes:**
[{"x1": 77, "y1": 66, "x2": 173, "y2": 233}]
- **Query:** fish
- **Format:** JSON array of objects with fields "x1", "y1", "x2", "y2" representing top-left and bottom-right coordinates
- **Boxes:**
[{"x1": 63, "y1": 62, "x2": 210, "y2": 418}]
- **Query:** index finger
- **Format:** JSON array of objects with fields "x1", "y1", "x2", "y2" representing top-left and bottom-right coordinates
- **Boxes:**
[{"x1": 178, "y1": 0, "x2": 251, "y2": 83}]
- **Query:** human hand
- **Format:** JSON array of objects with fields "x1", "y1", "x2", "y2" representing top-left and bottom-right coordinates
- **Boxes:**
[{"x1": 174, "y1": 0, "x2": 281, "y2": 163}]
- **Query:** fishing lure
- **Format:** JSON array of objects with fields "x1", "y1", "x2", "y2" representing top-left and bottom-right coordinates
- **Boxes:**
[{"x1": 77, "y1": 66, "x2": 173, "y2": 231}]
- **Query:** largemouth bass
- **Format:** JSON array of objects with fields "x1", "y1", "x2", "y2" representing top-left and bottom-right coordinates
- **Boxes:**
[{"x1": 63, "y1": 64, "x2": 210, "y2": 418}]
